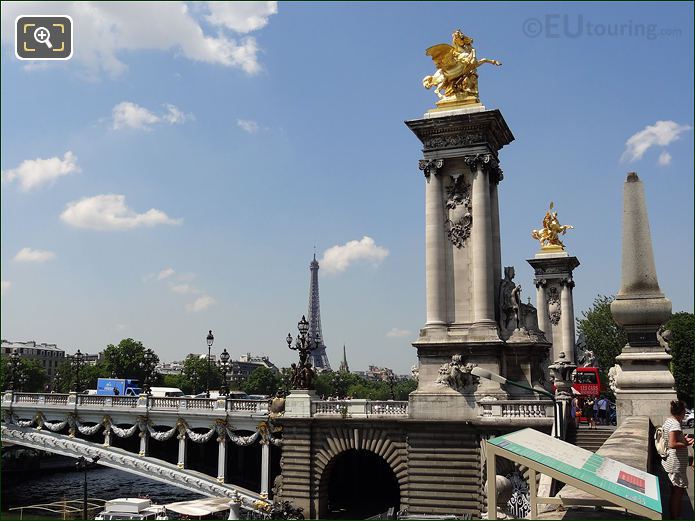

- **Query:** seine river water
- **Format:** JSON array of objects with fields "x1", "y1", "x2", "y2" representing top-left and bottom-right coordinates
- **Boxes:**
[{"x1": 2, "y1": 466, "x2": 202, "y2": 515}]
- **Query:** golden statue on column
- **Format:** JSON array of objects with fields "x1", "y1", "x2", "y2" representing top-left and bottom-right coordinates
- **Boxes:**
[
  {"x1": 531, "y1": 202, "x2": 574, "y2": 252},
  {"x1": 423, "y1": 29, "x2": 501, "y2": 109}
]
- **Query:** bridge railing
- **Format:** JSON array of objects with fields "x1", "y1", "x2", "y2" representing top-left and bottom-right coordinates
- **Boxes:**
[
  {"x1": 477, "y1": 399, "x2": 554, "y2": 419},
  {"x1": 3, "y1": 392, "x2": 270, "y2": 415},
  {"x1": 312, "y1": 399, "x2": 409, "y2": 418}
]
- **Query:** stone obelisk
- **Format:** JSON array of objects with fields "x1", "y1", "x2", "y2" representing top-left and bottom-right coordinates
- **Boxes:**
[{"x1": 611, "y1": 172, "x2": 676, "y2": 426}]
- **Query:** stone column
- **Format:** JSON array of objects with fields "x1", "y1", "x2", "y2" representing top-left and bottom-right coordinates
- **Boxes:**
[
  {"x1": 139, "y1": 430, "x2": 149, "y2": 457},
  {"x1": 177, "y1": 428, "x2": 187, "y2": 468},
  {"x1": 420, "y1": 159, "x2": 446, "y2": 328},
  {"x1": 535, "y1": 279, "x2": 549, "y2": 336},
  {"x1": 490, "y1": 170, "x2": 503, "y2": 317},
  {"x1": 103, "y1": 427, "x2": 111, "y2": 447},
  {"x1": 560, "y1": 277, "x2": 576, "y2": 363},
  {"x1": 260, "y1": 440, "x2": 271, "y2": 496},
  {"x1": 217, "y1": 434, "x2": 227, "y2": 483},
  {"x1": 466, "y1": 154, "x2": 496, "y2": 335}
]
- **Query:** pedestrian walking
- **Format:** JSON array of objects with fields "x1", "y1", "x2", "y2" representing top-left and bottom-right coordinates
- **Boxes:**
[{"x1": 661, "y1": 400, "x2": 693, "y2": 519}]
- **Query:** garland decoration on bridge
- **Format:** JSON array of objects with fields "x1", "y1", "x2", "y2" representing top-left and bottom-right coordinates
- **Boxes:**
[
  {"x1": 146, "y1": 422, "x2": 179, "y2": 442},
  {"x1": 225, "y1": 426, "x2": 260, "y2": 446},
  {"x1": 5, "y1": 411, "x2": 280, "y2": 447}
]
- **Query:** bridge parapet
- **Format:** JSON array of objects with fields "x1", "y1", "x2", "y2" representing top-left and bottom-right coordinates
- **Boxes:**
[
  {"x1": 477, "y1": 398, "x2": 554, "y2": 420},
  {"x1": 311, "y1": 399, "x2": 409, "y2": 418},
  {"x1": 3, "y1": 392, "x2": 269, "y2": 415}
]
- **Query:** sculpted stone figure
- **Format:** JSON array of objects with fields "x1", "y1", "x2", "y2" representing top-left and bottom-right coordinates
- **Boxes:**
[
  {"x1": 499, "y1": 266, "x2": 516, "y2": 331},
  {"x1": 423, "y1": 29, "x2": 501, "y2": 106},
  {"x1": 436, "y1": 354, "x2": 478, "y2": 391}
]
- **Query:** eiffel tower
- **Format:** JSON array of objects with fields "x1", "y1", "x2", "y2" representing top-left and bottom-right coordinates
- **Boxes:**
[{"x1": 307, "y1": 253, "x2": 331, "y2": 371}]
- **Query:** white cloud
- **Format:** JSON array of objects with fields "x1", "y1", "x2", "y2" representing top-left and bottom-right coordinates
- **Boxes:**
[
  {"x1": 116, "y1": 323, "x2": 128, "y2": 331},
  {"x1": 621, "y1": 120, "x2": 692, "y2": 163},
  {"x1": 171, "y1": 283, "x2": 197, "y2": 294},
  {"x1": 112, "y1": 102, "x2": 190, "y2": 130},
  {"x1": 13, "y1": 248, "x2": 56, "y2": 263},
  {"x1": 163, "y1": 104, "x2": 190, "y2": 124},
  {"x1": 386, "y1": 328, "x2": 412, "y2": 338},
  {"x1": 658, "y1": 151, "x2": 672, "y2": 166},
  {"x1": 112, "y1": 102, "x2": 161, "y2": 130},
  {"x1": 186, "y1": 295, "x2": 215, "y2": 312},
  {"x1": 0, "y1": 2, "x2": 277, "y2": 78},
  {"x1": 158, "y1": 268, "x2": 175, "y2": 280},
  {"x1": 1, "y1": 280, "x2": 10, "y2": 296},
  {"x1": 1, "y1": 151, "x2": 80, "y2": 191},
  {"x1": 237, "y1": 119, "x2": 260, "y2": 134},
  {"x1": 60, "y1": 194, "x2": 182, "y2": 230},
  {"x1": 320, "y1": 236, "x2": 389, "y2": 274},
  {"x1": 206, "y1": 1, "x2": 277, "y2": 33}
]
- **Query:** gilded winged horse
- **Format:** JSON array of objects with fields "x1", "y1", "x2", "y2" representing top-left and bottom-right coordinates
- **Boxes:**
[
  {"x1": 531, "y1": 202, "x2": 574, "y2": 250},
  {"x1": 422, "y1": 29, "x2": 501, "y2": 103}
]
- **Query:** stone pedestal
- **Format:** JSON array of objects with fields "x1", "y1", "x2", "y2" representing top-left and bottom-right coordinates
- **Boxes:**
[
  {"x1": 406, "y1": 107, "x2": 533, "y2": 420},
  {"x1": 284, "y1": 389, "x2": 317, "y2": 418},
  {"x1": 611, "y1": 173, "x2": 676, "y2": 426},
  {"x1": 527, "y1": 254, "x2": 580, "y2": 363}
]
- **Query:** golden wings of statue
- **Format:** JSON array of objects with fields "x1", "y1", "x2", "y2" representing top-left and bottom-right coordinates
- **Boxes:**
[
  {"x1": 531, "y1": 202, "x2": 574, "y2": 252},
  {"x1": 423, "y1": 29, "x2": 501, "y2": 108}
]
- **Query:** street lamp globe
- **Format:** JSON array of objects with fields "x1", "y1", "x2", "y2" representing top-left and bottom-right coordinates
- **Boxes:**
[
  {"x1": 220, "y1": 348, "x2": 230, "y2": 364},
  {"x1": 298, "y1": 315, "x2": 309, "y2": 336},
  {"x1": 207, "y1": 330, "x2": 214, "y2": 348}
]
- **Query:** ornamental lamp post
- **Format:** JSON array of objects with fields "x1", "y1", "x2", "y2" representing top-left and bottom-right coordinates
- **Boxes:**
[
  {"x1": 218, "y1": 348, "x2": 231, "y2": 396},
  {"x1": 7, "y1": 349, "x2": 20, "y2": 391},
  {"x1": 206, "y1": 330, "x2": 214, "y2": 398},
  {"x1": 140, "y1": 348, "x2": 156, "y2": 395},
  {"x1": 72, "y1": 350, "x2": 85, "y2": 393},
  {"x1": 76, "y1": 455, "x2": 100, "y2": 519},
  {"x1": 286, "y1": 315, "x2": 320, "y2": 389}
]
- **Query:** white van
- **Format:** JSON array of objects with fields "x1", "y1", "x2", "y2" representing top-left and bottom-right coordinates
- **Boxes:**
[{"x1": 149, "y1": 387, "x2": 185, "y2": 398}]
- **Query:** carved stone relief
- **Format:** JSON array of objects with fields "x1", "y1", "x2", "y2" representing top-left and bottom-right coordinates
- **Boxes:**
[
  {"x1": 547, "y1": 286, "x2": 561, "y2": 326},
  {"x1": 445, "y1": 175, "x2": 472, "y2": 248},
  {"x1": 435, "y1": 354, "x2": 478, "y2": 391}
]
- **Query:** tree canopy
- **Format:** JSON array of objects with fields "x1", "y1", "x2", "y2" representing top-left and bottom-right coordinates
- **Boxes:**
[
  {"x1": 666, "y1": 312, "x2": 694, "y2": 407},
  {"x1": 242, "y1": 367, "x2": 280, "y2": 396}
]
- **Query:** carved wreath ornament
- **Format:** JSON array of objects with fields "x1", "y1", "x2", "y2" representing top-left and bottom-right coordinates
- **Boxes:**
[
  {"x1": 547, "y1": 286, "x2": 561, "y2": 326},
  {"x1": 445, "y1": 175, "x2": 472, "y2": 248}
]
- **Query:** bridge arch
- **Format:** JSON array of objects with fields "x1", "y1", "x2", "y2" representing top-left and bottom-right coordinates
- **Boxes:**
[{"x1": 315, "y1": 428, "x2": 407, "y2": 518}]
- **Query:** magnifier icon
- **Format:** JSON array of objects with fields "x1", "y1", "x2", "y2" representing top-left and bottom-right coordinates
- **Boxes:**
[{"x1": 33, "y1": 26, "x2": 53, "y2": 49}]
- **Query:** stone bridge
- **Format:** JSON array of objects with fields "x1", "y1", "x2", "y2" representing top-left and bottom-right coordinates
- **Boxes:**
[{"x1": 1, "y1": 390, "x2": 278, "y2": 512}]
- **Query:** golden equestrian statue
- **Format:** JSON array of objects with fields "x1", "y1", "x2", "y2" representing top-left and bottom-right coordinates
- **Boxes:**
[
  {"x1": 423, "y1": 29, "x2": 501, "y2": 109},
  {"x1": 531, "y1": 202, "x2": 574, "y2": 252}
]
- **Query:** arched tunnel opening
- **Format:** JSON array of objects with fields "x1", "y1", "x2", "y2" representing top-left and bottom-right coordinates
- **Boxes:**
[{"x1": 322, "y1": 449, "x2": 400, "y2": 519}]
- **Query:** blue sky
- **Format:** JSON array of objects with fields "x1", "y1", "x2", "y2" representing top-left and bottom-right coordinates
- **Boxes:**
[{"x1": 1, "y1": 2, "x2": 693, "y2": 374}]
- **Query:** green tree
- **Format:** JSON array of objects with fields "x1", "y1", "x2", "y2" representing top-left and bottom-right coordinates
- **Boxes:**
[
  {"x1": 162, "y1": 374, "x2": 192, "y2": 394},
  {"x1": 666, "y1": 312, "x2": 694, "y2": 407},
  {"x1": 182, "y1": 354, "x2": 222, "y2": 395},
  {"x1": 0, "y1": 357, "x2": 48, "y2": 392},
  {"x1": 102, "y1": 338, "x2": 160, "y2": 383},
  {"x1": 242, "y1": 367, "x2": 280, "y2": 396},
  {"x1": 52, "y1": 360, "x2": 109, "y2": 392},
  {"x1": 576, "y1": 295, "x2": 628, "y2": 387}
]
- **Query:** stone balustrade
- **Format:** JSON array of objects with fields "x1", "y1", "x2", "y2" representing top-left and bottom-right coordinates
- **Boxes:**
[
  {"x1": 3, "y1": 392, "x2": 269, "y2": 415},
  {"x1": 478, "y1": 399, "x2": 554, "y2": 419},
  {"x1": 312, "y1": 399, "x2": 409, "y2": 418}
]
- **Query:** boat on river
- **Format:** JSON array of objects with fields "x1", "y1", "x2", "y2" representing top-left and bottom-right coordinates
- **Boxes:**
[{"x1": 94, "y1": 498, "x2": 167, "y2": 520}]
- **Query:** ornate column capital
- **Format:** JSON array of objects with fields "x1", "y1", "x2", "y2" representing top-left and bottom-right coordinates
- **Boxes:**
[
  {"x1": 419, "y1": 158, "x2": 444, "y2": 178},
  {"x1": 534, "y1": 278, "x2": 547, "y2": 289},
  {"x1": 491, "y1": 166, "x2": 504, "y2": 185},
  {"x1": 464, "y1": 153, "x2": 499, "y2": 175},
  {"x1": 560, "y1": 276, "x2": 575, "y2": 289}
]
